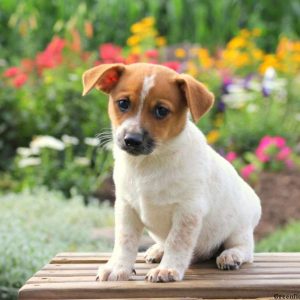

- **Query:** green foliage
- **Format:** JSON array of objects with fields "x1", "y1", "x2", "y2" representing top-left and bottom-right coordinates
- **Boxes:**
[
  {"x1": 1, "y1": 0, "x2": 299, "y2": 62},
  {"x1": 256, "y1": 221, "x2": 300, "y2": 252},
  {"x1": 0, "y1": 188, "x2": 114, "y2": 299}
]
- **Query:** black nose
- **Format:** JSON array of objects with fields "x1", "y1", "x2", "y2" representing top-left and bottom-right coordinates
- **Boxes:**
[{"x1": 124, "y1": 133, "x2": 143, "y2": 147}]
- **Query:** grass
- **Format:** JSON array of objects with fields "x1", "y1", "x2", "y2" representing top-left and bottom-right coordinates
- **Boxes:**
[{"x1": 256, "y1": 221, "x2": 300, "y2": 252}]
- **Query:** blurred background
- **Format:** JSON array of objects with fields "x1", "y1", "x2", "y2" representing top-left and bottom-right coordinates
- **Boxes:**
[{"x1": 0, "y1": 0, "x2": 299, "y2": 298}]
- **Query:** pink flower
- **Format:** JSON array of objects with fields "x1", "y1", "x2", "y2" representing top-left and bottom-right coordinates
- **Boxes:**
[
  {"x1": 162, "y1": 61, "x2": 181, "y2": 72},
  {"x1": 273, "y1": 136, "x2": 286, "y2": 148},
  {"x1": 277, "y1": 146, "x2": 291, "y2": 160},
  {"x1": 225, "y1": 151, "x2": 237, "y2": 163},
  {"x1": 99, "y1": 43, "x2": 124, "y2": 63},
  {"x1": 255, "y1": 147, "x2": 269, "y2": 162},
  {"x1": 4, "y1": 67, "x2": 20, "y2": 77},
  {"x1": 13, "y1": 73, "x2": 28, "y2": 88},
  {"x1": 241, "y1": 164, "x2": 256, "y2": 179}
]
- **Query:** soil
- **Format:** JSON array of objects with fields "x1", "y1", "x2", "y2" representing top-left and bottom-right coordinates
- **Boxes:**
[
  {"x1": 94, "y1": 170, "x2": 300, "y2": 241},
  {"x1": 254, "y1": 170, "x2": 300, "y2": 240}
]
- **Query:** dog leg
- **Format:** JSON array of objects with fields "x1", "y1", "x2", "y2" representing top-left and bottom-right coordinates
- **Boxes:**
[
  {"x1": 144, "y1": 243, "x2": 164, "y2": 264},
  {"x1": 146, "y1": 206, "x2": 203, "y2": 282},
  {"x1": 216, "y1": 229, "x2": 254, "y2": 270},
  {"x1": 96, "y1": 199, "x2": 144, "y2": 281}
]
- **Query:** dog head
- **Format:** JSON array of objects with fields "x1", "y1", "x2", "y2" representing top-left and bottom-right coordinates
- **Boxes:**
[{"x1": 82, "y1": 63, "x2": 214, "y2": 156}]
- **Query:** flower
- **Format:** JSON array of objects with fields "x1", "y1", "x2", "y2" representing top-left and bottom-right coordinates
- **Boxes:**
[
  {"x1": 13, "y1": 73, "x2": 28, "y2": 88},
  {"x1": 277, "y1": 146, "x2": 291, "y2": 160},
  {"x1": 3, "y1": 67, "x2": 20, "y2": 77},
  {"x1": 36, "y1": 36, "x2": 65, "y2": 72},
  {"x1": 226, "y1": 151, "x2": 237, "y2": 163},
  {"x1": 175, "y1": 48, "x2": 186, "y2": 58},
  {"x1": 84, "y1": 21, "x2": 93, "y2": 38},
  {"x1": 62, "y1": 135, "x2": 79, "y2": 145},
  {"x1": 30, "y1": 136, "x2": 65, "y2": 150},
  {"x1": 99, "y1": 43, "x2": 123, "y2": 63},
  {"x1": 155, "y1": 36, "x2": 166, "y2": 47},
  {"x1": 16, "y1": 147, "x2": 40, "y2": 157},
  {"x1": 145, "y1": 49, "x2": 158, "y2": 59},
  {"x1": 241, "y1": 164, "x2": 256, "y2": 179},
  {"x1": 206, "y1": 130, "x2": 220, "y2": 144},
  {"x1": 84, "y1": 137, "x2": 99, "y2": 147},
  {"x1": 18, "y1": 157, "x2": 41, "y2": 168},
  {"x1": 162, "y1": 61, "x2": 181, "y2": 72},
  {"x1": 127, "y1": 35, "x2": 141, "y2": 47}
]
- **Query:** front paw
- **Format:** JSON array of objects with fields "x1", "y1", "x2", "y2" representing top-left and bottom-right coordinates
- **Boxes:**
[
  {"x1": 96, "y1": 265, "x2": 134, "y2": 281},
  {"x1": 145, "y1": 267, "x2": 182, "y2": 282}
]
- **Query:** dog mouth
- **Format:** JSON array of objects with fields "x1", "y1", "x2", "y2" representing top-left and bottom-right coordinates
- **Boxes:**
[{"x1": 117, "y1": 131, "x2": 155, "y2": 156}]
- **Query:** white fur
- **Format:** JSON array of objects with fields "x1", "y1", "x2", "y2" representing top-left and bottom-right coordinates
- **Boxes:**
[{"x1": 97, "y1": 120, "x2": 261, "y2": 282}]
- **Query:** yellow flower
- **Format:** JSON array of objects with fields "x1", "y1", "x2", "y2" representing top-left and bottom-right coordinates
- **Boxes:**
[
  {"x1": 198, "y1": 48, "x2": 213, "y2": 69},
  {"x1": 131, "y1": 46, "x2": 141, "y2": 55},
  {"x1": 206, "y1": 130, "x2": 220, "y2": 144},
  {"x1": 141, "y1": 17, "x2": 155, "y2": 27},
  {"x1": 175, "y1": 48, "x2": 186, "y2": 58},
  {"x1": 130, "y1": 22, "x2": 144, "y2": 34},
  {"x1": 127, "y1": 35, "x2": 141, "y2": 47},
  {"x1": 259, "y1": 54, "x2": 280, "y2": 74},
  {"x1": 252, "y1": 49, "x2": 264, "y2": 61},
  {"x1": 155, "y1": 36, "x2": 166, "y2": 47},
  {"x1": 186, "y1": 61, "x2": 198, "y2": 77},
  {"x1": 235, "y1": 53, "x2": 250, "y2": 68},
  {"x1": 240, "y1": 29, "x2": 250, "y2": 38},
  {"x1": 227, "y1": 36, "x2": 247, "y2": 49}
]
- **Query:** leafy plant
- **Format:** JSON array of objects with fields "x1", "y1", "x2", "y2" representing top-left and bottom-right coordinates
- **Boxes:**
[{"x1": 0, "y1": 188, "x2": 114, "y2": 300}]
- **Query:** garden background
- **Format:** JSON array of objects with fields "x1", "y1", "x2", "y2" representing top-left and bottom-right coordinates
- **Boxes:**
[{"x1": 0, "y1": 0, "x2": 300, "y2": 299}]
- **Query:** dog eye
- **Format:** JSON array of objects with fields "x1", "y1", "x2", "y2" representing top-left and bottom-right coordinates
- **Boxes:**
[
  {"x1": 117, "y1": 98, "x2": 130, "y2": 112},
  {"x1": 154, "y1": 105, "x2": 170, "y2": 119}
]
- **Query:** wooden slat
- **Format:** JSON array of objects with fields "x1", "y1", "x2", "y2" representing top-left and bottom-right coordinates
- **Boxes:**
[
  {"x1": 44, "y1": 261, "x2": 300, "y2": 270},
  {"x1": 18, "y1": 279, "x2": 300, "y2": 299},
  {"x1": 51, "y1": 253, "x2": 300, "y2": 264},
  {"x1": 27, "y1": 273, "x2": 300, "y2": 284},
  {"x1": 19, "y1": 253, "x2": 300, "y2": 299}
]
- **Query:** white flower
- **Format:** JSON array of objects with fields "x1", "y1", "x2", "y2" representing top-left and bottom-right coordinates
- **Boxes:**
[
  {"x1": 30, "y1": 136, "x2": 65, "y2": 151},
  {"x1": 62, "y1": 134, "x2": 79, "y2": 145},
  {"x1": 247, "y1": 104, "x2": 258, "y2": 113},
  {"x1": 16, "y1": 147, "x2": 40, "y2": 157},
  {"x1": 18, "y1": 157, "x2": 41, "y2": 168},
  {"x1": 74, "y1": 157, "x2": 90, "y2": 166},
  {"x1": 84, "y1": 137, "x2": 99, "y2": 147},
  {"x1": 222, "y1": 92, "x2": 254, "y2": 108}
]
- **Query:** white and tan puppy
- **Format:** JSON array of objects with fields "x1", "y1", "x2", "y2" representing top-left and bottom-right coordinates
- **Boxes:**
[{"x1": 82, "y1": 63, "x2": 261, "y2": 283}]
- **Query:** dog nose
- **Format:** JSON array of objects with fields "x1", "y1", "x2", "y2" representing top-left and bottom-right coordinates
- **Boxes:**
[{"x1": 124, "y1": 133, "x2": 143, "y2": 147}]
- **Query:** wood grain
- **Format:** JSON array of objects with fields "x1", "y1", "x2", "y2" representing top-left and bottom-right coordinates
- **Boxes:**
[{"x1": 19, "y1": 252, "x2": 300, "y2": 299}]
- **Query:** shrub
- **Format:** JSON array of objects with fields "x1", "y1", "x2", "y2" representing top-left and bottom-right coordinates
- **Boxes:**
[{"x1": 0, "y1": 188, "x2": 114, "y2": 299}]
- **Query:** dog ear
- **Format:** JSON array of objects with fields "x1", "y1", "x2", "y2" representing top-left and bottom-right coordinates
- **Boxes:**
[
  {"x1": 82, "y1": 63, "x2": 125, "y2": 96},
  {"x1": 176, "y1": 74, "x2": 214, "y2": 123}
]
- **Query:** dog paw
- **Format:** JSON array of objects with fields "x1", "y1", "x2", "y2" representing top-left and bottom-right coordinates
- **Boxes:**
[
  {"x1": 96, "y1": 265, "x2": 133, "y2": 281},
  {"x1": 144, "y1": 244, "x2": 164, "y2": 264},
  {"x1": 145, "y1": 267, "x2": 182, "y2": 282},
  {"x1": 216, "y1": 249, "x2": 243, "y2": 270}
]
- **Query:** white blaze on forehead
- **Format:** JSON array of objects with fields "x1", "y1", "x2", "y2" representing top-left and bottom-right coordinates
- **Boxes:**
[
  {"x1": 138, "y1": 74, "x2": 156, "y2": 113},
  {"x1": 117, "y1": 74, "x2": 156, "y2": 137}
]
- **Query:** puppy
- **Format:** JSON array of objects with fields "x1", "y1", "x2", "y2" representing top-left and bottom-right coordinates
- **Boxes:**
[{"x1": 82, "y1": 63, "x2": 261, "y2": 282}]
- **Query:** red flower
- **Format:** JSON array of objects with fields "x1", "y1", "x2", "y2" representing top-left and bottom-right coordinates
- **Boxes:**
[
  {"x1": 3, "y1": 67, "x2": 20, "y2": 78},
  {"x1": 13, "y1": 73, "x2": 28, "y2": 88},
  {"x1": 145, "y1": 49, "x2": 158, "y2": 59},
  {"x1": 99, "y1": 43, "x2": 124, "y2": 63},
  {"x1": 36, "y1": 36, "x2": 65, "y2": 73},
  {"x1": 162, "y1": 61, "x2": 181, "y2": 72}
]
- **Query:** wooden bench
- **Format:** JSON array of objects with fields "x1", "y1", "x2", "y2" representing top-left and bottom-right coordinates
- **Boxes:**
[{"x1": 19, "y1": 252, "x2": 300, "y2": 299}]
